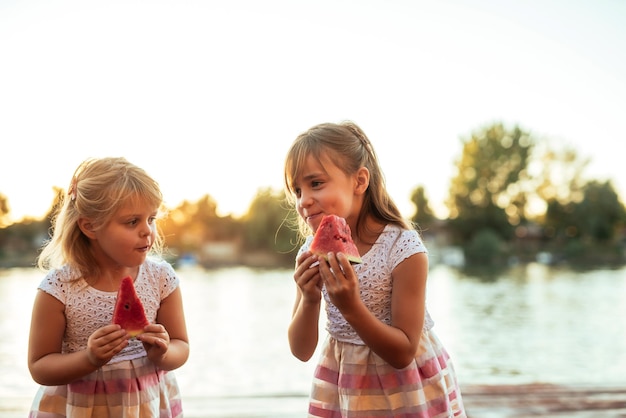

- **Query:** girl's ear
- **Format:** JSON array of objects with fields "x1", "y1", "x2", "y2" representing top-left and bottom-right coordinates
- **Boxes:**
[
  {"x1": 354, "y1": 167, "x2": 370, "y2": 195},
  {"x1": 77, "y1": 218, "x2": 96, "y2": 239}
]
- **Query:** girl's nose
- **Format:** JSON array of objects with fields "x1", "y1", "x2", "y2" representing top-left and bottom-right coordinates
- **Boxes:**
[
  {"x1": 140, "y1": 222, "x2": 153, "y2": 237},
  {"x1": 298, "y1": 191, "x2": 312, "y2": 209}
]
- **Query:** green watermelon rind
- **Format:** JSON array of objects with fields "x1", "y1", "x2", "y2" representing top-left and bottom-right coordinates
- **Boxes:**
[{"x1": 310, "y1": 215, "x2": 362, "y2": 264}]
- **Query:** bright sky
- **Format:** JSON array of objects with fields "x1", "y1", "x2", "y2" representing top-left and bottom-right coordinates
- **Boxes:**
[{"x1": 1, "y1": 0, "x2": 625, "y2": 223}]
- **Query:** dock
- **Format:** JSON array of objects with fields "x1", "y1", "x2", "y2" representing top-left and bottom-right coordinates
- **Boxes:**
[{"x1": 462, "y1": 383, "x2": 626, "y2": 417}]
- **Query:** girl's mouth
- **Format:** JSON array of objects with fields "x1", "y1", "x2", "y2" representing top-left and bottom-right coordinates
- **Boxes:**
[{"x1": 306, "y1": 213, "x2": 323, "y2": 228}]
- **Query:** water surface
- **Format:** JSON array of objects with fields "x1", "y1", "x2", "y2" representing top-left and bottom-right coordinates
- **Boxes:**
[{"x1": 1, "y1": 263, "x2": 624, "y2": 416}]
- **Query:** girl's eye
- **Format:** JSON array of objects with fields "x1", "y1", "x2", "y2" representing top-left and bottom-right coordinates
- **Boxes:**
[
  {"x1": 293, "y1": 187, "x2": 302, "y2": 198},
  {"x1": 311, "y1": 180, "x2": 322, "y2": 188},
  {"x1": 148, "y1": 216, "x2": 157, "y2": 225}
]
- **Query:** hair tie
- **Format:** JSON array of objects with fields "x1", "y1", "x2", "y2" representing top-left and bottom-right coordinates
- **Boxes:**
[
  {"x1": 345, "y1": 124, "x2": 368, "y2": 146},
  {"x1": 351, "y1": 128, "x2": 374, "y2": 157},
  {"x1": 68, "y1": 177, "x2": 78, "y2": 201}
]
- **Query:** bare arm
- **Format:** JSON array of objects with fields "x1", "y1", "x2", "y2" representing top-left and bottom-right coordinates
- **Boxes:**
[
  {"x1": 138, "y1": 286, "x2": 189, "y2": 371},
  {"x1": 287, "y1": 251, "x2": 322, "y2": 362},
  {"x1": 28, "y1": 290, "x2": 129, "y2": 385},
  {"x1": 321, "y1": 252, "x2": 427, "y2": 369}
]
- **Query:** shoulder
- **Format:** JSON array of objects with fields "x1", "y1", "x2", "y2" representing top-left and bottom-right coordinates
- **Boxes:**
[
  {"x1": 141, "y1": 258, "x2": 180, "y2": 298},
  {"x1": 381, "y1": 224, "x2": 425, "y2": 247},
  {"x1": 399, "y1": 228, "x2": 427, "y2": 253},
  {"x1": 381, "y1": 225, "x2": 427, "y2": 269},
  {"x1": 37, "y1": 265, "x2": 84, "y2": 303},
  {"x1": 143, "y1": 257, "x2": 177, "y2": 275}
]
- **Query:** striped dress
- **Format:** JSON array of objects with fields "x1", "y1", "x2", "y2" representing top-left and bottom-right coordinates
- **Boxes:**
[
  {"x1": 300, "y1": 225, "x2": 466, "y2": 418},
  {"x1": 29, "y1": 259, "x2": 183, "y2": 418}
]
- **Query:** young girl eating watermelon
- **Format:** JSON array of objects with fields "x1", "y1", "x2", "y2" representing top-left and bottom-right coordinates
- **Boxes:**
[
  {"x1": 28, "y1": 157, "x2": 189, "y2": 418},
  {"x1": 284, "y1": 121, "x2": 466, "y2": 417}
]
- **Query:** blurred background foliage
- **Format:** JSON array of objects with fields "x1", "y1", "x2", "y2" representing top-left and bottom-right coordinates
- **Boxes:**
[{"x1": 2, "y1": 122, "x2": 625, "y2": 270}]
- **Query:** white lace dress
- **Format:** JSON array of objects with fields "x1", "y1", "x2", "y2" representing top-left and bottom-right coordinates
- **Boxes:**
[
  {"x1": 29, "y1": 258, "x2": 183, "y2": 418},
  {"x1": 299, "y1": 224, "x2": 466, "y2": 418}
]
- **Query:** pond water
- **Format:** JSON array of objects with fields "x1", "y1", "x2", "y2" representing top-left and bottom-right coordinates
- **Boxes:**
[{"x1": 1, "y1": 263, "x2": 624, "y2": 416}]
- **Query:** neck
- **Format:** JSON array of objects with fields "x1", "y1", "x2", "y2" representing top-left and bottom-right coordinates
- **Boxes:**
[{"x1": 92, "y1": 267, "x2": 139, "y2": 292}]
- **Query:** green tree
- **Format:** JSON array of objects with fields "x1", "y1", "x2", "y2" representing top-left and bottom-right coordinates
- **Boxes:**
[
  {"x1": 242, "y1": 188, "x2": 298, "y2": 260},
  {"x1": 446, "y1": 123, "x2": 534, "y2": 244},
  {"x1": 160, "y1": 194, "x2": 240, "y2": 254},
  {"x1": 0, "y1": 193, "x2": 10, "y2": 227},
  {"x1": 533, "y1": 146, "x2": 589, "y2": 221},
  {"x1": 545, "y1": 180, "x2": 626, "y2": 243},
  {"x1": 579, "y1": 181, "x2": 626, "y2": 241},
  {"x1": 464, "y1": 228, "x2": 508, "y2": 266},
  {"x1": 534, "y1": 146, "x2": 590, "y2": 243},
  {"x1": 410, "y1": 185, "x2": 436, "y2": 228}
]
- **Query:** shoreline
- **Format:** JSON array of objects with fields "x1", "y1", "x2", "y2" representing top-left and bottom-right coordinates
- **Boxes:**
[
  {"x1": 4, "y1": 383, "x2": 626, "y2": 418},
  {"x1": 461, "y1": 383, "x2": 626, "y2": 417}
]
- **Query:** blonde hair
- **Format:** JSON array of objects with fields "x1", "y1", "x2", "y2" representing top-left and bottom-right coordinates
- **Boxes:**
[
  {"x1": 38, "y1": 157, "x2": 165, "y2": 281},
  {"x1": 284, "y1": 121, "x2": 411, "y2": 240}
]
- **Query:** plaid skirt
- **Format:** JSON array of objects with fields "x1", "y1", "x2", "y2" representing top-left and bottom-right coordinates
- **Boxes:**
[
  {"x1": 309, "y1": 331, "x2": 466, "y2": 418},
  {"x1": 29, "y1": 356, "x2": 182, "y2": 418}
]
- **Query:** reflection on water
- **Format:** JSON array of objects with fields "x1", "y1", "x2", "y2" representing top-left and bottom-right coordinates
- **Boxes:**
[
  {"x1": 2, "y1": 263, "x2": 625, "y2": 412},
  {"x1": 427, "y1": 263, "x2": 626, "y2": 385},
  {"x1": 176, "y1": 266, "x2": 317, "y2": 399}
]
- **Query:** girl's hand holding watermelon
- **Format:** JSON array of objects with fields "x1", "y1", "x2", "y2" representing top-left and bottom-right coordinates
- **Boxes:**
[
  {"x1": 86, "y1": 324, "x2": 130, "y2": 368},
  {"x1": 137, "y1": 323, "x2": 171, "y2": 365},
  {"x1": 317, "y1": 251, "x2": 361, "y2": 313},
  {"x1": 294, "y1": 250, "x2": 323, "y2": 304}
]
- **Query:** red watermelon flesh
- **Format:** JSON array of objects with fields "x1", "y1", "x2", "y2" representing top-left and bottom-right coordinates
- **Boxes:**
[
  {"x1": 112, "y1": 276, "x2": 149, "y2": 337},
  {"x1": 310, "y1": 215, "x2": 362, "y2": 264}
]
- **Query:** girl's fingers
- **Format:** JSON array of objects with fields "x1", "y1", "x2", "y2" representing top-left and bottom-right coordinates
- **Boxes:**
[
  {"x1": 324, "y1": 253, "x2": 345, "y2": 279},
  {"x1": 318, "y1": 256, "x2": 330, "y2": 277}
]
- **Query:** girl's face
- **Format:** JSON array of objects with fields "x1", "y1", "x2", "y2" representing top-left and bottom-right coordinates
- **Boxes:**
[
  {"x1": 291, "y1": 153, "x2": 365, "y2": 232},
  {"x1": 89, "y1": 198, "x2": 158, "y2": 269}
]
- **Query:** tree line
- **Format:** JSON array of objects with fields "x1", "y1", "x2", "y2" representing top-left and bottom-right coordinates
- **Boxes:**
[{"x1": 2, "y1": 123, "x2": 625, "y2": 270}]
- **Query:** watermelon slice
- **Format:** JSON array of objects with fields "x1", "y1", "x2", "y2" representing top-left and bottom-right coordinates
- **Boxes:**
[
  {"x1": 310, "y1": 215, "x2": 362, "y2": 264},
  {"x1": 112, "y1": 276, "x2": 149, "y2": 337}
]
